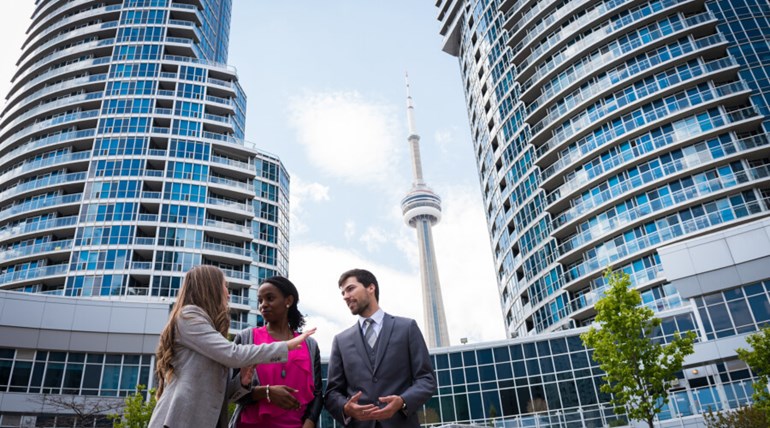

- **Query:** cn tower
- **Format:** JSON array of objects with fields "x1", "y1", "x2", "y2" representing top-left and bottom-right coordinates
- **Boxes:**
[{"x1": 400, "y1": 75, "x2": 450, "y2": 348}]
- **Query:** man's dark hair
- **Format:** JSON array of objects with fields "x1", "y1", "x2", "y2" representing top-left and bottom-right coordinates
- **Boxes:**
[{"x1": 338, "y1": 268, "x2": 379, "y2": 301}]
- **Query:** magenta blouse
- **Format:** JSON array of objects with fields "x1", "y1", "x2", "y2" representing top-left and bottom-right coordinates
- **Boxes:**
[{"x1": 238, "y1": 327, "x2": 314, "y2": 428}]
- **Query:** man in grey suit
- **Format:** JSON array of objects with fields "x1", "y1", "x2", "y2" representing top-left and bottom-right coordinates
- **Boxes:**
[{"x1": 324, "y1": 268, "x2": 437, "y2": 427}]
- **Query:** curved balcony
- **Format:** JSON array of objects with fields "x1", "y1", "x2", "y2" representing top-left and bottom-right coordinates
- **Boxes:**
[
  {"x1": 208, "y1": 175, "x2": 254, "y2": 198},
  {"x1": 1, "y1": 73, "x2": 107, "y2": 125},
  {"x1": 20, "y1": 5, "x2": 121, "y2": 58},
  {"x1": 24, "y1": 0, "x2": 103, "y2": 50},
  {"x1": 0, "y1": 151, "x2": 90, "y2": 185},
  {"x1": 552, "y1": 159, "x2": 768, "y2": 235},
  {"x1": 6, "y1": 56, "x2": 111, "y2": 108},
  {"x1": 0, "y1": 193, "x2": 82, "y2": 223},
  {"x1": 0, "y1": 92, "x2": 103, "y2": 141},
  {"x1": 162, "y1": 54, "x2": 236, "y2": 74},
  {"x1": 515, "y1": 153, "x2": 770, "y2": 281},
  {"x1": 561, "y1": 195, "x2": 769, "y2": 288},
  {"x1": 504, "y1": 0, "x2": 561, "y2": 41},
  {"x1": 203, "y1": 241, "x2": 251, "y2": 260},
  {"x1": 14, "y1": 20, "x2": 117, "y2": 95},
  {"x1": 0, "y1": 215, "x2": 79, "y2": 243},
  {"x1": 509, "y1": 0, "x2": 598, "y2": 63},
  {"x1": 0, "y1": 129, "x2": 96, "y2": 172},
  {"x1": 539, "y1": 106, "x2": 761, "y2": 189},
  {"x1": 529, "y1": 56, "x2": 737, "y2": 150},
  {"x1": 207, "y1": 197, "x2": 253, "y2": 217},
  {"x1": 211, "y1": 155, "x2": 256, "y2": 174},
  {"x1": 519, "y1": 0, "x2": 692, "y2": 85},
  {"x1": 205, "y1": 218, "x2": 252, "y2": 237},
  {"x1": 549, "y1": 130, "x2": 769, "y2": 207},
  {"x1": 228, "y1": 294, "x2": 251, "y2": 311},
  {"x1": 520, "y1": 13, "x2": 719, "y2": 104},
  {"x1": 0, "y1": 109, "x2": 99, "y2": 153},
  {"x1": 0, "y1": 172, "x2": 87, "y2": 205},
  {"x1": 0, "y1": 264, "x2": 69, "y2": 289},
  {"x1": 505, "y1": 111, "x2": 745, "y2": 245},
  {"x1": 0, "y1": 239, "x2": 74, "y2": 265},
  {"x1": 568, "y1": 264, "x2": 665, "y2": 316},
  {"x1": 220, "y1": 267, "x2": 254, "y2": 288},
  {"x1": 542, "y1": 1, "x2": 702, "y2": 83},
  {"x1": 525, "y1": 31, "x2": 727, "y2": 123},
  {"x1": 556, "y1": 168, "x2": 770, "y2": 261},
  {"x1": 535, "y1": 83, "x2": 754, "y2": 176},
  {"x1": 13, "y1": 37, "x2": 115, "y2": 89}
]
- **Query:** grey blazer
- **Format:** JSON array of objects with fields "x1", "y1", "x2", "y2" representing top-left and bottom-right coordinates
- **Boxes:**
[
  {"x1": 324, "y1": 313, "x2": 437, "y2": 428},
  {"x1": 148, "y1": 305, "x2": 288, "y2": 428},
  {"x1": 228, "y1": 328, "x2": 323, "y2": 427}
]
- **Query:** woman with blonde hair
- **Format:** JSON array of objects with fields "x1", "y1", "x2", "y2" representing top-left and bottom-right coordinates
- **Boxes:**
[{"x1": 149, "y1": 266, "x2": 315, "y2": 428}]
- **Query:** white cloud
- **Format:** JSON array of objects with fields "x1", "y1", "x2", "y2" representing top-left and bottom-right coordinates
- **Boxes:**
[
  {"x1": 289, "y1": 175, "x2": 330, "y2": 236},
  {"x1": 359, "y1": 226, "x2": 387, "y2": 252},
  {"x1": 343, "y1": 220, "x2": 356, "y2": 241},
  {"x1": 287, "y1": 91, "x2": 406, "y2": 186},
  {"x1": 434, "y1": 129, "x2": 454, "y2": 154}
]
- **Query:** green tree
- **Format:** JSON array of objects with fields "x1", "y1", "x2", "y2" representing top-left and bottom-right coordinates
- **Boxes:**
[
  {"x1": 109, "y1": 384, "x2": 156, "y2": 428},
  {"x1": 736, "y1": 326, "x2": 770, "y2": 425},
  {"x1": 704, "y1": 404, "x2": 767, "y2": 427},
  {"x1": 580, "y1": 269, "x2": 696, "y2": 428}
]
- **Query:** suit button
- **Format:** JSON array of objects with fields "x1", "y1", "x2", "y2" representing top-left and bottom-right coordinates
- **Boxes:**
[{"x1": 373, "y1": 377, "x2": 378, "y2": 383}]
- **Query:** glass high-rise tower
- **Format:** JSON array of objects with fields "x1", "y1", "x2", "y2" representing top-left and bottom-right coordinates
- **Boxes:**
[
  {"x1": 0, "y1": 0, "x2": 289, "y2": 330},
  {"x1": 437, "y1": 0, "x2": 770, "y2": 339}
]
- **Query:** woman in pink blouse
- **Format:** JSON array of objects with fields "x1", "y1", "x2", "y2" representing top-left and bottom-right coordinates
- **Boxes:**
[{"x1": 229, "y1": 276, "x2": 322, "y2": 428}]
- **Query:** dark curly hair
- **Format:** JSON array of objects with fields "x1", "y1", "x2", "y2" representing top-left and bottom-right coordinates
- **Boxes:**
[{"x1": 262, "y1": 276, "x2": 306, "y2": 332}]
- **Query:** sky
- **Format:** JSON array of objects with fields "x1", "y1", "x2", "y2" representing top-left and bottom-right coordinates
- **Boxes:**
[{"x1": 0, "y1": 1, "x2": 506, "y2": 355}]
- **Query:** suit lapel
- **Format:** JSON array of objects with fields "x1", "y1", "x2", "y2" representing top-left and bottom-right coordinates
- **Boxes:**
[
  {"x1": 351, "y1": 322, "x2": 374, "y2": 372},
  {"x1": 372, "y1": 313, "x2": 394, "y2": 374}
]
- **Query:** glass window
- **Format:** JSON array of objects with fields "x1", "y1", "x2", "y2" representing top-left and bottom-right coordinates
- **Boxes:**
[
  {"x1": 9, "y1": 361, "x2": 32, "y2": 392},
  {"x1": 708, "y1": 303, "x2": 735, "y2": 336},
  {"x1": 748, "y1": 294, "x2": 770, "y2": 323},
  {"x1": 434, "y1": 353, "x2": 448, "y2": 370}
]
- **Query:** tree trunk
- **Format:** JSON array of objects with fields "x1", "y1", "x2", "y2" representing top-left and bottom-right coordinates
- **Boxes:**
[{"x1": 647, "y1": 416, "x2": 655, "y2": 428}]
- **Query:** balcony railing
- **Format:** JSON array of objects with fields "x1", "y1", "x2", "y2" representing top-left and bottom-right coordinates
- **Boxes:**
[
  {"x1": 0, "y1": 239, "x2": 73, "y2": 263},
  {"x1": 203, "y1": 241, "x2": 250, "y2": 257},
  {"x1": 0, "y1": 215, "x2": 78, "y2": 241},
  {"x1": 0, "y1": 264, "x2": 68, "y2": 286}
]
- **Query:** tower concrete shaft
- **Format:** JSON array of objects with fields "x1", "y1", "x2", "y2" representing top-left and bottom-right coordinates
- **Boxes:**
[{"x1": 401, "y1": 75, "x2": 450, "y2": 348}]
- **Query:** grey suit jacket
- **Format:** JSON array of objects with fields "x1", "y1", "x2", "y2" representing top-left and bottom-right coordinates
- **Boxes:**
[
  {"x1": 148, "y1": 305, "x2": 288, "y2": 428},
  {"x1": 324, "y1": 313, "x2": 437, "y2": 428}
]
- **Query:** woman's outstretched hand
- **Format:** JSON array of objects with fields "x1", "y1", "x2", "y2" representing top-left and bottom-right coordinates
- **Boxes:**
[
  {"x1": 239, "y1": 365, "x2": 254, "y2": 388},
  {"x1": 287, "y1": 327, "x2": 316, "y2": 350}
]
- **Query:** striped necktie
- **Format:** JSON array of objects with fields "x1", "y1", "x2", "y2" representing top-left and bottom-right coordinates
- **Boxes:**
[{"x1": 363, "y1": 318, "x2": 377, "y2": 349}]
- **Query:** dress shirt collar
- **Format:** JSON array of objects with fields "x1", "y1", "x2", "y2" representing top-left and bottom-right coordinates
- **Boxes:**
[{"x1": 358, "y1": 308, "x2": 384, "y2": 329}]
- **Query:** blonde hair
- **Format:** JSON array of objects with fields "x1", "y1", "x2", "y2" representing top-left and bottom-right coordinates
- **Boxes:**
[{"x1": 155, "y1": 265, "x2": 230, "y2": 397}]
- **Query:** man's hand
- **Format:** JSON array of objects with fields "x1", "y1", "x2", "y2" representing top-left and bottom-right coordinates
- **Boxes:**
[
  {"x1": 269, "y1": 385, "x2": 301, "y2": 410},
  {"x1": 343, "y1": 391, "x2": 378, "y2": 420},
  {"x1": 239, "y1": 365, "x2": 254, "y2": 388},
  {"x1": 367, "y1": 395, "x2": 404, "y2": 420}
]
